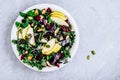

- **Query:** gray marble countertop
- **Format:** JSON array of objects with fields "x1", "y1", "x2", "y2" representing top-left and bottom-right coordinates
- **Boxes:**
[{"x1": 0, "y1": 0, "x2": 120, "y2": 80}]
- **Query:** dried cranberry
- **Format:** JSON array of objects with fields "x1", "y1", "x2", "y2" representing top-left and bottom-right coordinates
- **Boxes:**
[
  {"x1": 61, "y1": 25, "x2": 67, "y2": 32},
  {"x1": 36, "y1": 55, "x2": 43, "y2": 61},
  {"x1": 22, "y1": 19, "x2": 26, "y2": 23},
  {"x1": 67, "y1": 27, "x2": 71, "y2": 32},
  {"x1": 46, "y1": 7, "x2": 52, "y2": 13},
  {"x1": 55, "y1": 62, "x2": 60, "y2": 68},
  {"x1": 65, "y1": 19, "x2": 70, "y2": 25},
  {"x1": 44, "y1": 32, "x2": 52, "y2": 39},
  {"x1": 20, "y1": 39, "x2": 26, "y2": 44},
  {"x1": 61, "y1": 25, "x2": 71, "y2": 32},
  {"x1": 60, "y1": 53, "x2": 65, "y2": 58},
  {"x1": 20, "y1": 54, "x2": 25, "y2": 60},
  {"x1": 35, "y1": 15, "x2": 41, "y2": 21}
]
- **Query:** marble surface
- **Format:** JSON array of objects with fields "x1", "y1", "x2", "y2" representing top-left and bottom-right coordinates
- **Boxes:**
[{"x1": 0, "y1": 0, "x2": 120, "y2": 80}]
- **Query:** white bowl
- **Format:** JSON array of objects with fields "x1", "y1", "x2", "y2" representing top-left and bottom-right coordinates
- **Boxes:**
[{"x1": 11, "y1": 4, "x2": 79, "y2": 72}]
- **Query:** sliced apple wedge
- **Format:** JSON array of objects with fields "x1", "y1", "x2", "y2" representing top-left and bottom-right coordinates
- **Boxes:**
[
  {"x1": 27, "y1": 26, "x2": 35, "y2": 46},
  {"x1": 51, "y1": 17, "x2": 69, "y2": 26},
  {"x1": 17, "y1": 28, "x2": 23, "y2": 39},
  {"x1": 42, "y1": 39, "x2": 56, "y2": 55},
  {"x1": 22, "y1": 25, "x2": 30, "y2": 39},
  {"x1": 50, "y1": 11, "x2": 65, "y2": 17},
  {"x1": 45, "y1": 43, "x2": 61, "y2": 55},
  {"x1": 51, "y1": 14, "x2": 67, "y2": 21},
  {"x1": 42, "y1": 39, "x2": 61, "y2": 56},
  {"x1": 52, "y1": 43, "x2": 61, "y2": 53},
  {"x1": 18, "y1": 32, "x2": 22, "y2": 39}
]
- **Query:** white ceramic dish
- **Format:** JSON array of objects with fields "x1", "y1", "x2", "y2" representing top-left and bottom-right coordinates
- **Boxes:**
[{"x1": 11, "y1": 4, "x2": 79, "y2": 72}]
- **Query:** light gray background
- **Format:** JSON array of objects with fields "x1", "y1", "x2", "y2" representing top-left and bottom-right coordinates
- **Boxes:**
[{"x1": 0, "y1": 0, "x2": 120, "y2": 80}]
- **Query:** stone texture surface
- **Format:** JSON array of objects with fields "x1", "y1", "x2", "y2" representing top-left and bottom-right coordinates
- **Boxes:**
[{"x1": 0, "y1": 0, "x2": 120, "y2": 80}]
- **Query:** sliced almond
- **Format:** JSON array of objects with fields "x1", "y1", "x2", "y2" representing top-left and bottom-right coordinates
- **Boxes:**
[
  {"x1": 42, "y1": 9, "x2": 46, "y2": 14},
  {"x1": 60, "y1": 36, "x2": 63, "y2": 40},
  {"x1": 25, "y1": 50, "x2": 28, "y2": 54},
  {"x1": 30, "y1": 23, "x2": 34, "y2": 27},
  {"x1": 66, "y1": 35, "x2": 69, "y2": 39},
  {"x1": 46, "y1": 61, "x2": 52, "y2": 67},
  {"x1": 41, "y1": 38, "x2": 47, "y2": 43},
  {"x1": 40, "y1": 15, "x2": 44, "y2": 20},
  {"x1": 37, "y1": 28, "x2": 43, "y2": 32}
]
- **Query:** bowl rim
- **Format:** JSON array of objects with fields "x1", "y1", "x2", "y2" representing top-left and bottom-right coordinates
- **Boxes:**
[{"x1": 11, "y1": 3, "x2": 80, "y2": 72}]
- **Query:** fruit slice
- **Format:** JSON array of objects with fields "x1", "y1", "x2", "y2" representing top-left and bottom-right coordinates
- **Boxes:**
[
  {"x1": 22, "y1": 26, "x2": 29, "y2": 39},
  {"x1": 45, "y1": 43, "x2": 61, "y2": 55},
  {"x1": 43, "y1": 43, "x2": 61, "y2": 56},
  {"x1": 51, "y1": 14, "x2": 67, "y2": 21},
  {"x1": 52, "y1": 43, "x2": 61, "y2": 53},
  {"x1": 42, "y1": 39, "x2": 56, "y2": 54},
  {"x1": 50, "y1": 11, "x2": 65, "y2": 17},
  {"x1": 27, "y1": 26, "x2": 35, "y2": 45},
  {"x1": 17, "y1": 28, "x2": 23, "y2": 39},
  {"x1": 18, "y1": 32, "x2": 22, "y2": 39},
  {"x1": 51, "y1": 17, "x2": 69, "y2": 26}
]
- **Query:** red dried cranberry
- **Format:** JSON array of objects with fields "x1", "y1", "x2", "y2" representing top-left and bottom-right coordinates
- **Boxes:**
[
  {"x1": 60, "y1": 53, "x2": 65, "y2": 58},
  {"x1": 35, "y1": 15, "x2": 41, "y2": 21},
  {"x1": 67, "y1": 27, "x2": 71, "y2": 32},
  {"x1": 44, "y1": 32, "x2": 51, "y2": 39},
  {"x1": 61, "y1": 25, "x2": 67, "y2": 32},
  {"x1": 65, "y1": 19, "x2": 70, "y2": 25},
  {"x1": 46, "y1": 7, "x2": 52, "y2": 13},
  {"x1": 22, "y1": 19, "x2": 26, "y2": 23},
  {"x1": 20, "y1": 39, "x2": 26, "y2": 44},
  {"x1": 61, "y1": 25, "x2": 71, "y2": 32},
  {"x1": 55, "y1": 63, "x2": 60, "y2": 68},
  {"x1": 36, "y1": 55, "x2": 43, "y2": 61},
  {"x1": 20, "y1": 54, "x2": 25, "y2": 60}
]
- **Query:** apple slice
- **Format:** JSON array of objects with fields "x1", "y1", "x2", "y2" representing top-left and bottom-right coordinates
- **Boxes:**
[
  {"x1": 50, "y1": 11, "x2": 65, "y2": 17},
  {"x1": 17, "y1": 28, "x2": 23, "y2": 39},
  {"x1": 42, "y1": 39, "x2": 56, "y2": 55},
  {"x1": 51, "y1": 17, "x2": 69, "y2": 26},
  {"x1": 52, "y1": 43, "x2": 61, "y2": 53},
  {"x1": 51, "y1": 14, "x2": 67, "y2": 21},
  {"x1": 45, "y1": 43, "x2": 61, "y2": 55},
  {"x1": 18, "y1": 32, "x2": 22, "y2": 39},
  {"x1": 27, "y1": 26, "x2": 35, "y2": 46},
  {"x1": 22, "y1": 25, "x2": 29, "y2": 39}
]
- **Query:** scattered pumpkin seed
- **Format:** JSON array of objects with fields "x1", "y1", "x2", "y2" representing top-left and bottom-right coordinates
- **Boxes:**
[
  {"x1": 87, "y1": 55, "x2": 90, "y2": 60},
  {"x1": 91, "y1": 50, "x2": 96, "y2": 55}
]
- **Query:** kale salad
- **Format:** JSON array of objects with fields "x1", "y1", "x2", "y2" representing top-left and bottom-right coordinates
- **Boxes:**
[{"x1": 12, "y1": 7, "x2": 76, "y2": 70}]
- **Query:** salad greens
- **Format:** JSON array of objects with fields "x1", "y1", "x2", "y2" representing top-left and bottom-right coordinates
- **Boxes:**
[{"x1": 12, "y1": 7, "x2": 76, "y2": 70}]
